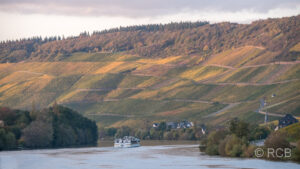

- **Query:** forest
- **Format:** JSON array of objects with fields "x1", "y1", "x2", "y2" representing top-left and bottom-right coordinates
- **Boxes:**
[
  {"x1": 0, "y1": 15, "x2": 299, "y2": 63},
  {"x1": 0, "y1": 105, "x2": 98, "y2": 150}
]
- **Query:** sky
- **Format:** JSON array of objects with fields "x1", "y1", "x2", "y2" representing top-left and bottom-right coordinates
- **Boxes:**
[{"x1": 0, "y1": 0, "x2": 300, "y2": 41}]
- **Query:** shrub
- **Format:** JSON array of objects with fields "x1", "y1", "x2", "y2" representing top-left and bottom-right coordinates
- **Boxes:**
[
  {"x1": 249, "y1": 125, "x2": 271, "y2": 141},
  {"x1": 243, "y1": 145, "x2": 256, "y2": 158},
  {"x1": 163, "y1": 131, "x2": 173, "y2": 140},
  {"x1": 205, "y1": 130, "x2": 227, "y2": 155},
  {"x1": 264, "y1": 132, "x2": 290, "y2": 150},
  {"x1": 218, "y1": 138, "x2": 227, "y2": 156},
  {"x1": 231, "y1": 144, "x2": 243, "y2": 157},
  {"x1": 264, "y1": 131, "x2": 291, "y2": 160},
  {"x1": 293, "y1": 140, "x2": 300, "y2": 162},
  {"x1": 224, "y1": 135, "x2": 243, "y2": 157},
  {"x1": 207, "y1": 130, "x2": 227, "y2": 145},
  {"x1": 0, "y1": 128, "x2": 17, "y2": 150},
  {"x1": 206, "y1": 144, "x2": 219, "y2": 155},
  {"x1": 229, "y1": 119, "x2": 249, "y2": 138}
]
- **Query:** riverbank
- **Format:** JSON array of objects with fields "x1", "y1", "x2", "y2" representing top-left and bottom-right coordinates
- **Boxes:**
[
  {"x1": 1, "y1": 144, "x2": 299, "y2": 169},
  {"x1": 199, "y1": 119, "x2": 300, "y2": 162}
]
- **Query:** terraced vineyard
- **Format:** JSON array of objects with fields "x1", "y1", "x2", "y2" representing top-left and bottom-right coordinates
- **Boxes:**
[
  {"x1": 0, "y1": 48, "x2": 299, "y2": 126},
  {"x1": 1, "y1": 16, "x2": 300, "y2": 127}
]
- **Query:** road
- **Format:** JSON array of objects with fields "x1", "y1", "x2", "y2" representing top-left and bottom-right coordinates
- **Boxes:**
[
  {"x1": 204, "y1": 103, "x2": 240, "y2": 118},
  {"x1": 205, "y1": 60, "x2": 300, "y2": 70},
  {"x1": 199, "y1": 79, "x2": 300, "y2": 86},
  {"x1": 258, "y1": 110, "x2": 285, "y2": 117}
]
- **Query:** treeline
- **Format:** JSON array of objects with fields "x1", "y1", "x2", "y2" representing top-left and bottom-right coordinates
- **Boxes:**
[
  {"x1": 99, "y1": 121, "x2": 205, "y2": 141},
  {"x1": 1, "y1": 15, "x2": 299, "y2": 62},
  {"x1": 92, "y1": 21, "x2": 209, "y2": 34},
  {"x1": 0, "y1": 105, "x2": 98, "y2": 150},
  {"x1": 200, "y1": 118, "x2": 300, "y2": 162}
]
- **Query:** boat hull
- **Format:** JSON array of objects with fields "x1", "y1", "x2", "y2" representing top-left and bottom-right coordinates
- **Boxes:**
[{"x1": 114, "y1": 143, "x2": 140, "y2": 148}]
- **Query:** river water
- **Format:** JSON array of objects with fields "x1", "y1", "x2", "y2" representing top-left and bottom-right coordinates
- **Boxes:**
[{"x1": 0, "y1": 141, "x2": 299, "y2": 169}]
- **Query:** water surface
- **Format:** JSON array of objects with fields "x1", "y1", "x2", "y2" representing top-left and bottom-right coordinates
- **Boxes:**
[{"x1": 1, "y1": 143, "x2": 299, "y2": 169}]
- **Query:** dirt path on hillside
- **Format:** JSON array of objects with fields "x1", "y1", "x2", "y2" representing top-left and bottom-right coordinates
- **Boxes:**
[
  {"x1": 199, "y1": 78, "x2": 300, "y2": 86},
  {"x1": 76, "y1": 87, "x2": 144, "y2": 92},
  {"x1": 17, "y1": 70, "x2": 47, "y2": 76},
  {"x1": 86, "y1": 113, "x2": 135, "y2": 118},
  {"x1": 257, "y1": 95, "x2": 300, "y2": 118},
  {"x1": 151, "y1": 78, "x2": 180, "y2": 89},
  {"x1": 172, "y1": 99, "x2": 213, "y2": 104},
  {"x1": 258, "y1": 110, "x2": 285, "y2": 117},
  {"x1": 204, "y1": 103, "x2": 240, "y2": 118},
  {"x1": 205, "y1": 60, "x2": 300, "y2": 69}
]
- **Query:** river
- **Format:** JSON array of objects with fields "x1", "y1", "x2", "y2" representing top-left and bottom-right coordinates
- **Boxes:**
[{"x1": 0, "y1": 141, "x2": 299, "y2": 169}]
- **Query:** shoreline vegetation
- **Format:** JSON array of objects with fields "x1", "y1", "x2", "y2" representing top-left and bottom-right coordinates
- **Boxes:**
[
  {"x1": 199, "y1": 118, "x2": 300, "y2": 162},
  {"x1": 0, "y1": 105, "x2": 98, "y2": 150},
  {"x1": 1, "y1": 105, "x2": 299, "y2": 164},
  {"x1": 98, "y1": 121, "x2": 200, "y2": 141}
]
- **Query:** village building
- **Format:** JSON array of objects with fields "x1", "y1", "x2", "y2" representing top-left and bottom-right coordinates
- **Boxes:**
[
  {"x1": 167, "y1": 122, "x2": 178, "y2": 129},
  {"x1": 177, "y1": 120, "x2": 193, "y2": 129},
  {"x1": 200, "y1": 124, "x2": 207, "y2": 135},
  {"x1": 0, "y1": 120, "x2": 4, "y2": 127},
  {"x1": 275, "y1": 114, "x2": 298, "y2": 131},
  {"x1": 152, "y1": 123, "x2": 159, "y2": 128},
  {"x1": 153, "y1": 120, "x2": 194, "y2": 130}
]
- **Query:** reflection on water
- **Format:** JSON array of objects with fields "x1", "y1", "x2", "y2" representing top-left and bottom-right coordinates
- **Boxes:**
[{"x1": 0, "y1": 142, "x2": 299, "y2": 169}]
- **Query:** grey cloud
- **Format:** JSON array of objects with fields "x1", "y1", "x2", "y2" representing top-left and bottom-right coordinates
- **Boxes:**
[{"x1": 0, "y1": 0, "x2": 300, "y2": 17}]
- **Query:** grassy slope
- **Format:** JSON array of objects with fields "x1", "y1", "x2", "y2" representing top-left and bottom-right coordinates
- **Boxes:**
[{"x1": 0, "y1": 46, "x2": 300, "y2": 127}]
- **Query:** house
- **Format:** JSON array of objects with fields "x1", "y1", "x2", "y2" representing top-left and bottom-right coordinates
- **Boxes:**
[
  {"x1": 200, "y1": 124, "x2": 207, "y2": 135},
  {"x1": 0, "y1": 120, "x2": 4, "y2": 127},
  {"x1": 167, "y1": 122, "x2": 178, "y2": 129},
  {"x1": 177, "y1": 120, "x2": 193, "y2": 129},
  {"x1": 152, "y1": 123, "x2": 159, "y2": 128},
  {"x1": 153, "y1": 120, "x2": 194, "y2": 129},
  {"x1": 275, "y1": 114, "x2": 298, "y2": 130}
]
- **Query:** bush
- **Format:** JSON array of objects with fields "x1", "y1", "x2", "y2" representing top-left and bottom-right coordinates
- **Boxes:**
[
  {"x1": 218, "y1": 138, "x2": 227, "y2": 156},
  {"x1": 243, "y1": 145, "x2": 256, "y2": 158},
  {"x1": 207, "y1": 130, "x2": 227, "y2": 145},
  {"x1": 206, "y1": 144, "x2": 219, "y2": 155},
  {"x1": 264, "y1": 132, "x2": 290, "y2": 150},
  {"x1": 106, "y1": 127, "x2": 117, "y2": 137},
  {"x1": 135, "y1": 129, "x2": 149, "y2": 139},
  {"x1": 249, "y1": 125, "x2": 271, "y2": 141},
  {"x1": 264, "y1": 131, "x2": 291, "y2": 160},
  {"x1": 224, "y1": 135, "x2": 242, "y2": 157},
  {"x1": 231, "y1": 144, "x2": 243, "y2": 157},
  {"x1": 229, "y1": 119, "x2": 249, "y2": 138},
  {"x1": 205, "y1": 130, "x2": 227, "y2": 155},
  {"x1": 163, "y1": 131, "x2": 173, "y2": 140},
  {"x1": 292, "y1": 140, "x2": 300, "y2": 162},
  {"x1": 115, "y1": 126, "x2": 132, "y2": 138},
  {"x1": 0, "y1": 128, "x2": 17, "y2": 150},
  {"x1": 217, "y1": 134, "x2": 248, "y2": 157}
]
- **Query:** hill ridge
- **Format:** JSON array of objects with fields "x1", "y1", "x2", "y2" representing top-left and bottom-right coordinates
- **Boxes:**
[{"x1": 0, "y1": 15, "x2": 300, "y2": 126}]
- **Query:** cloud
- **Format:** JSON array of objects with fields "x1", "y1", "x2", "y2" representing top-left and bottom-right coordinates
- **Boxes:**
[
  {"x1": 0, "y1": 0, "x2": 300, "y2": 41},
  {"x1": 0, "y1": 0, "x2": 299, "y2": 17}
]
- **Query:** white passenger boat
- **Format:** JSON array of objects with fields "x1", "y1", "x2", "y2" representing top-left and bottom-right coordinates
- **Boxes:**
[{"x1": 114, "y1": 136, "x2": 140, "y2": 148}]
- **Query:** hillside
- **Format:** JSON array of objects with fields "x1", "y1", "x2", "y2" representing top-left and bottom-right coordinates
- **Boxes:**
[{"x1": 0, "y1": 15, "x2": 300, "y2": 127}]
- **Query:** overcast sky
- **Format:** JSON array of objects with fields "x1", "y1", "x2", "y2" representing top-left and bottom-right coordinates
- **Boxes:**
[{"x1": 0, "y1": 0, "x2": 300, "y2": 41}]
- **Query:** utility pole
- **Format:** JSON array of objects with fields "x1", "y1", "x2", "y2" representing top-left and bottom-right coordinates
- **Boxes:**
[{"x1": 264, "y1": 97, "x2": 268, "y2": 124}]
